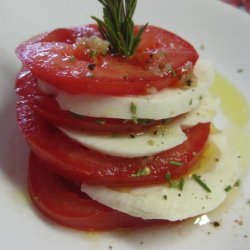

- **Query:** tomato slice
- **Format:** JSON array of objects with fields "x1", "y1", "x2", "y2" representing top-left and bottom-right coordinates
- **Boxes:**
[
  {"x1": 16, "y1": 25, "x2": 198, "y2": 96},
  {"x1": 29, "y1": 153, "x2": 167, "y2": 231},
  {"x1": 17, "y1": 100, "x2": 210, "y2": 187},
  {"x1": 16, "y1": 68, "x2": 164, "y2": 134}
]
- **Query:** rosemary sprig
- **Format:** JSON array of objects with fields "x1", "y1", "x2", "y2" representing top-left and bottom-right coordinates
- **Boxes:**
[{"x1": 92, "y1": 0, "x2": 148, "y2": 57}]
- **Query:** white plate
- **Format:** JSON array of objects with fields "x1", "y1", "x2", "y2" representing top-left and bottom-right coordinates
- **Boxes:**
[{"x1": 0, "y1": 0, "x2": 250, "y2": 249}]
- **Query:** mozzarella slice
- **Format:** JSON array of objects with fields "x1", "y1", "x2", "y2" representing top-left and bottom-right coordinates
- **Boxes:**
[
  {"x1": 49, "y1": 59, "x2": 214, "y2": 120},
  {"x1": 59, "y1": 92, "x2": 218, "y2": 158},
  {"x1": 60, "y1": 124, "x2": 186, "y2": 158},
  {"x1": 179, "y1": 92, "x2": 219, "y2": 128},
  {"x1": 81, "y1": 132, "x2": 240, "y2": 221}
]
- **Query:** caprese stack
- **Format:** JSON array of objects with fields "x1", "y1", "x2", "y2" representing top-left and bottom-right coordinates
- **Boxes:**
[{"x1": 15, "y1": 0, "x2": 240, "y2": 231}]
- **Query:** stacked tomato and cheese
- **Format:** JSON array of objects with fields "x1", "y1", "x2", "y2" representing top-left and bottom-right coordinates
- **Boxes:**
[{"x1": 15, "y1": 25, "x2": 239, "y2": 230}]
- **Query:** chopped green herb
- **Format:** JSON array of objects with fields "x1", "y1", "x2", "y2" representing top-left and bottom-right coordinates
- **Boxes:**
[
  {"x1": 162, "y1": 194, "x2": 168, "y2": 200},
  {"x1": 130, "y1": 102, "x2": 137, "y2": 115},
  {"x1": 147, "y1": 139, "x2": 154, "y2": 146},
  {"x1": 130, "y1": 102, "x2": 137, "y2": 123},
  {"x1": 96, "y1": 119, "x2": 106, "y2": 125},
  {"x1": 234, "y1": 179, "x2": 240, "y2": 187},
  {"x1": 130, "y1": 134, "x2": 135, "y2": 138},
  {"x1": 169, "y1": 178, "x2": 184, "y2": 191},
  {"x1": 192, "y1": 174, "x2": 211, "y2": 193},
  {"x1": 225, "y1": 185, "x2": 232, "y2": 192},
  {"x1": 169, "y1": 161, "x2": 183, "y2": 166},
  {"x1": 69, "y1": 55, "x2": 76, "y2": 62},
  {"x1": 169, "y1": 180, "x2": 179, "y2": 189},
  {"x1": 131, "y1": 166, "x2": 151, "y2": 177},
  {"x1": 199, "y1": 95, "x2": 203, "y2": 100},
  {"x1": 189, "y1": 99, "x2": 193, "y2": 105},
  {"x1": 132, "y1": 117, "x2": 138, "y2": 124},
  {"x1": 179, "y1": 178, "x2": 185, "y2": 191},
  {"x1": 89, "y1": 49, "x2": 97, "y2": 57},
  {"x1": 165, "y1": 172, "x2": 171, "y2": 181},
  {"x1": 237, "y1": 68, "x2": 243, "y2": 73}
]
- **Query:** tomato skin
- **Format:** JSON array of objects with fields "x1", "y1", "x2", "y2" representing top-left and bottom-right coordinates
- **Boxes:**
[
  {"x1": 15, "y1": 68, "x2": 163, "y2": 134},
  {"x1": 17, "y1": 100, "x2": 210, "y2": 187},
  {"x1": 16, "y1": 25, "x2": 199, "y2": 96},
  {"x1": 29, "y1": 153, "x2": 167, "y2": 231}
]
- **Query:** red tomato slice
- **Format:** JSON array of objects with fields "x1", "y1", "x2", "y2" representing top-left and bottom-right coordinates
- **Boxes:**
[
  {"x1": 16, "y1": 25, "x2": 198, "y2": 96},
  {"x1": 17, "y1": 100, "x2": 210, "y2": 187},
  {"x1": 16, "y1": 68, "x2": 164, "y2": 134},
  {"x1": 29, "y1": 153, "x2": 167, "y2": 231}
]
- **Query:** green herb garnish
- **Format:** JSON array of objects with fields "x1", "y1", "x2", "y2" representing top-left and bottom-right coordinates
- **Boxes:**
[
  {"x1": 130, "y1": 102, "x2": 138, "y2": 123},
  {"x1": 169, "y1": 178, "x2": 184, "y2": 191},
  {"x1": 169, "y1": 161, "x2": 183, "y2": 167},
  {"x1": 89, "y1": 49, "x2": 97, "y2": 57},
  {"x1": 96, "y1": 119, "x2": 106, "y2": 125},
  {"x1": 165, "y1": 172, "x2": 171, "y2": 181},
  {"x1": 131, "y1": 166, "x2": 151, "y2": 177},
  {"x1": 234, "y1": 179, "x2": 240, "y2": 187},
  {"x1": 162, "y1": 194, "x2": 168, "y2": 200},
  {"x1": 130, "y1": 102, "x2": 137, "y2": 114},
  {"x1": 192, "y1": 174, "x2": 211, "y2": 193},
  {"x1": 224, "y1": 185, "x2": 232, "y2": 192},
  {"x1": 179, "y1": 178, "x2": 185, "y2": 191},
  {"x1": 92, "y1": 0, "x2": 148, "y2": 56},
  {"x1": 69, "y1": 55, "x2": 76, "y2": 62}
]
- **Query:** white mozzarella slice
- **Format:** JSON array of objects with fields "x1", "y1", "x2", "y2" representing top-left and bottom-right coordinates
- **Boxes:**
[
  {"x1": 59, "y1": 92, "x2": 218, "y2": 158},
  {"x1": 51, "y1": 59, "x2": 214, "y2": 120},
  {"x1": 81, "y1": 133, "x2": 240, "y2": 221},
  {"x1": 179, "y1": 92, "x2": 219, "y2": 128},
  {"x1": 60, "y1": 124, "x2": 186, "y2": 158}
]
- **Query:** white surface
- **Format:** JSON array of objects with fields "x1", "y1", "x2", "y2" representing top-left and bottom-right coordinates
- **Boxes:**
[{"x1": 0, "y1": 0, "x2": 250, "y2": 250}]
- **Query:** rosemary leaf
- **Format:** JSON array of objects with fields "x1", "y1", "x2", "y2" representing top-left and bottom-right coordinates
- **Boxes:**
[{"x1": 92, "y1": 0, "x2": 148, "y2": 56}]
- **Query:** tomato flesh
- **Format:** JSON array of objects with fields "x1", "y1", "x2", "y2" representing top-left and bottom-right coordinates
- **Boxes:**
[
  {"x1": 16, "y1": 25, "x2": 199, "y2": 96},
  {"x1": 16, "y1": 68, "x2": 164, "y2": 134},
  {"x1": 17, "y1": 100, "x2": 210, "y2": 187},
  {"x1": 29, "y1": 153, "x2": 167, "y2": 231}
]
